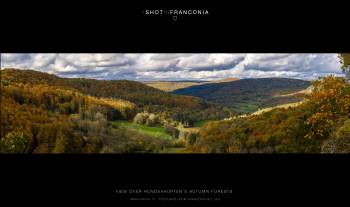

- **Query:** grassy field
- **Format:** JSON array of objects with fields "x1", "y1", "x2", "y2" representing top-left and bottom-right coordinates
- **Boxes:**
[
  {"x1": 144, "y1": 81, "x2": 202, "y2": 92},
  {"x1": 233, "y1": 103, "x2": 259, "y2": 114},
  {"x1": 144, "y1": 78, "x2": 239, "y2": 92},
  {"x1": 193, "y1": 120, "x2": 211, "y2": 127},
  {"x1": 251, "y1": 101, "x2": 303, "y2": 116},
  {"x1": 112, "y1": 120, "x2": 172, "y2": 140}
]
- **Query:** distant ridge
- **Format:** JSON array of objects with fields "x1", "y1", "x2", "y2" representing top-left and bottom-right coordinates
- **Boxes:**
[
  {"x1": 144, "y1": 77, "x2": 239, "y2": 92},
  {"x1": 172, "y1": 77, "x2": 311, "y2": 114},
  {"x1": 209, "y1": 77, "x2": 239, "y2": 83}
]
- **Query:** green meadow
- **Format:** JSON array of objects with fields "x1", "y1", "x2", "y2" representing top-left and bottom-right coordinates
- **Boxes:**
[{"x1": 112, "y1": 120, "x2": 172, "y2": 140}]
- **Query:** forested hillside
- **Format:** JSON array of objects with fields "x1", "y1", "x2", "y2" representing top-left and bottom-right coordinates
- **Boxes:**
[
  {"x1": 188, "y1": 76, "x2": 350, "y2": 153},
  {"x1": 0, "y1": 80, "x2": 136, "y2": 153},
  {"x1": 0, "y1": 69, "x2": 232, "y2": 153},
  {"x1": 1, "y1": 69, "x2": 233, "y2": 124},
  {"x1": 1, "y1": 69, "x2": 202, "y2": 108},
  {"x1": 173, "y1": 78, "x2": 310, "y2": 114}
]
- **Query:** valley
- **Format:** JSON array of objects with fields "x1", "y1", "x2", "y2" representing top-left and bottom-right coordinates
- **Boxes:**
[
  {"x1": 1, "y1": 60, "x2": 350, "y2": 154},
  {"x1": 0, "y1": 69, "x2": 230, "y2": 153}
]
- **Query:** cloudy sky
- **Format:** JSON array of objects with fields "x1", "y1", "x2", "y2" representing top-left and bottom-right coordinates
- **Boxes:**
[{"x1": 0, "y1": 53, "x2": 344, "y2": 81}]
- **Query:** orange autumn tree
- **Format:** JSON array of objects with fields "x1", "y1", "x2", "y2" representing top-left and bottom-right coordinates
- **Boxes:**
[{"x1": 304, "y1": 76, "x2": 350, "y2": 140}]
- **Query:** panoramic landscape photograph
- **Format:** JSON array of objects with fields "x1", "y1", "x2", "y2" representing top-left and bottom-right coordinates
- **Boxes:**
[{"x1": 0, "y1": 53, "x2": 349, "y2": 153}]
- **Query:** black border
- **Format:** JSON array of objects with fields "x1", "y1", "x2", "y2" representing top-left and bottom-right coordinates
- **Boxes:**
[
  {"x1": 1, "y1": 1, "x2": 350, "y2": 206},
  {"x1": 1, "y1": 154, "x2": 350, "y2": 206},
  {"x1": 1, "y1": 1, "x2": 350, "y2": 52}
]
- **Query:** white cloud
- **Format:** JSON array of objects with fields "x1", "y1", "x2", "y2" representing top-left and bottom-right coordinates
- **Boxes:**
[{"x1": 0, "y1": 53, "x2": 343, "y2": 80}]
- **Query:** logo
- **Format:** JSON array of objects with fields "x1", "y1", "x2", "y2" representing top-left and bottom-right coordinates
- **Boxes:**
[{"x1": 143, "y1": 9, "x2": 210, "y2": 22}]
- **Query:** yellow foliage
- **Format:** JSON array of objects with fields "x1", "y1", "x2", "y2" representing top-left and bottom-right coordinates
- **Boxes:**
[{"x1": 305, "y1": 76, "x2": 350, "y2": 140}]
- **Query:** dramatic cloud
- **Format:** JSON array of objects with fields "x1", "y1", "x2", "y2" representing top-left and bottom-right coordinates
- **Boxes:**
[{"x1": 0, "y1": 53, "x2": 343, "y2": 80}]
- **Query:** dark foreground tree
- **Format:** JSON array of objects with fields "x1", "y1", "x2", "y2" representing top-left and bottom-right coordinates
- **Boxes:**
[{"x1": 339, "y1": 53, "x2": 350, "y2": 79}]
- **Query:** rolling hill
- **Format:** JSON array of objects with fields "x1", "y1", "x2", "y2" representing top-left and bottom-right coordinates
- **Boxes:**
[
  {"x1": 144, "y1": 81, "x2": 204, "y2": 92},
  {"x1": 144, "y1": 77, "x2": 239, "y2": 92},
  {"x1": 1, "y1": 69, "x2": 201, "y2": 109},
  {"x1": 172, "y1": 78, "x2": 311, "y2": 114},
  {"x1": 1, "y1": 68, "x2": 349, "y2": 154},
  {"x1": 1, "y1": 69, "x2": 213, "y2": 111},
  {"x1": 0, "y1": 68, "x2": 237, "y2": 153},
  {"x1": 1, "y1": 69, "x2": 233, "y2": 122}
]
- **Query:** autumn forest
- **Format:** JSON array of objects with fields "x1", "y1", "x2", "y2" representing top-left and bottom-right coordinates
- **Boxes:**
[{"x1": 1, "y1": 54, "x2": 349, "y2": 153}]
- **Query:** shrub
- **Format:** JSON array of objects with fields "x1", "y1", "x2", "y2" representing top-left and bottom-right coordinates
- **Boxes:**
[
  {"x1": 321, "y1": 119, "x2": 350, "y2": 153},
  {"x1": 53, "y1": 136, "x2": 69, "y2": 153},
  {"x1": 0, "y1": 131, "x2": 29, "y2": 153}
]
